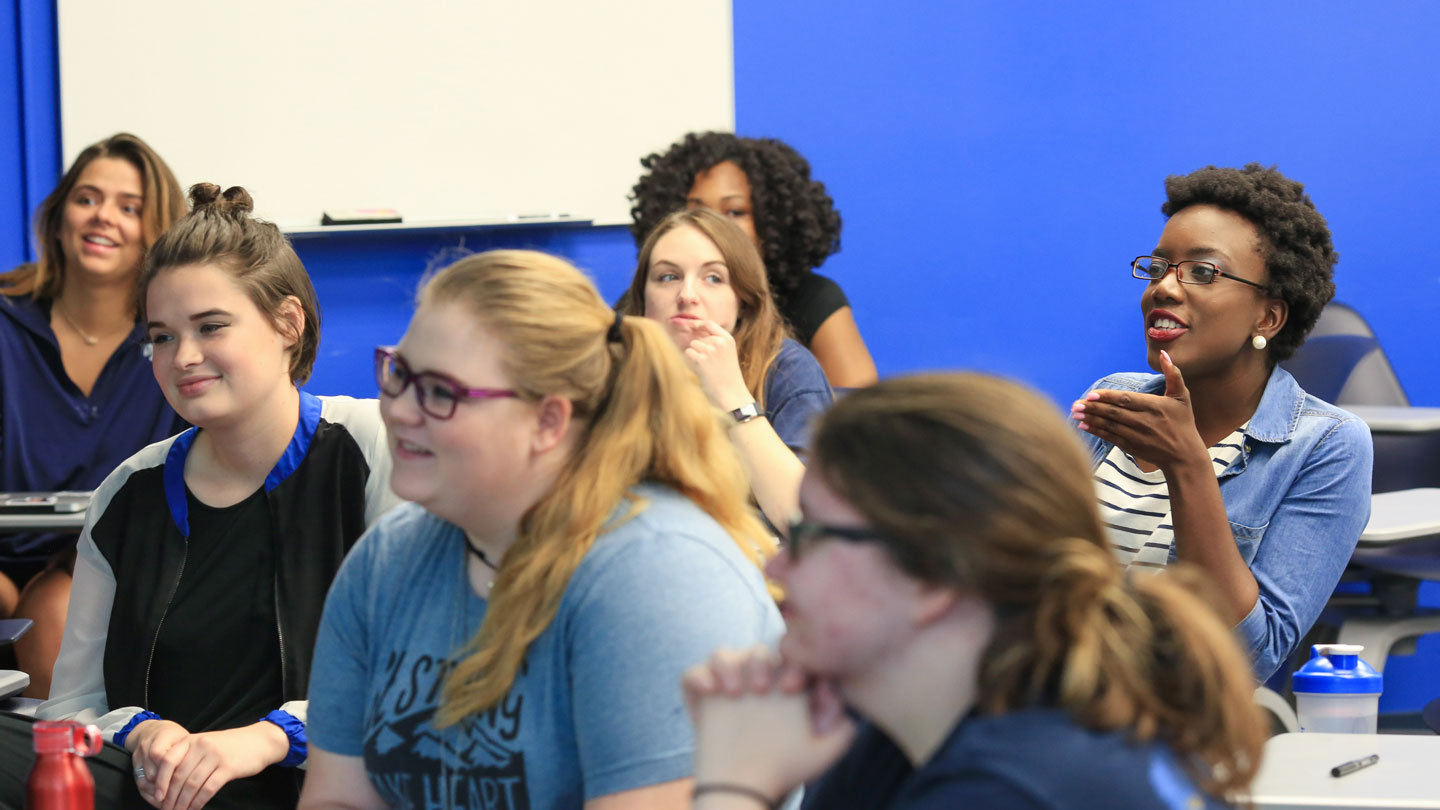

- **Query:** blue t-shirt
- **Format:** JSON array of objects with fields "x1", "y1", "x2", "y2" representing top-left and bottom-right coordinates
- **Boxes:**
[
  {"x1": 307, "y1": 483, "x2": 784, "y2": 810},
  {"x1": 763, "y1": 338, "x2": 832, "y2": 453},
  {"x1": 0, "y1": 290, "x2": 184, "y2": 563},
  {"x1": 803, "y1": 708, "x2": 1233, "y2": 810}
]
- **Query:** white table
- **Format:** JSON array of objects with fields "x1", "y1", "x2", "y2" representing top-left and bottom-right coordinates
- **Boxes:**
[
  {"x1": 1349, "y1": 407, "x2": 1440, "y2": 433},
  {"x1": 1359, "y1": 489, "x2": 1440, "y2": 546},
  {"x1": 1248, "y1": 732, "x2": 1440, "y2": 809},
  {"x1": 0, "y1": 491, "x2": 90, "y2": 532}
]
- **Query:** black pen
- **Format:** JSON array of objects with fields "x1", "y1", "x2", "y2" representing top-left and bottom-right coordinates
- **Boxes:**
[{"x1": 1331, "y1": 754, "x2": 1379, "y2": 777}]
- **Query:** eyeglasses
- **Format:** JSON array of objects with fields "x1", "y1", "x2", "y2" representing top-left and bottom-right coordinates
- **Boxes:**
[
  {"x1": 1131, "y1": 256, "x2": 1267, "y2": 291},
  {"x1": 784, "y1": 517, "x2": 888, "y2": 560},
  {"x1": 374, "y1": 346, "x2": 520, "y2": 420}
]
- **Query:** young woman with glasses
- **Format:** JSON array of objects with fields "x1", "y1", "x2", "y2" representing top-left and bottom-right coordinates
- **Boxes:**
[
  {"x1": 297, "y1": 250, "x2": 783, "y2": 810},
  {"x1": 619, "y1": 208, "x2": 833, "y2": 530},
  {"x1": 36, "y1": 184, "x2": 397, "y2": 810},
  {"x1": 683, "y1": 373, "x2": 1266, "y2": 810},
  {"x1": 1069, "y1": 164, "x2": 1372, "y2": 681}
]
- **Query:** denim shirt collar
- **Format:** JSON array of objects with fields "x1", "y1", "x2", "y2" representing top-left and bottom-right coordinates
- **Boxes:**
[{"x1": 1127, "y1": 364, "x2": 1304, "y2": 446}]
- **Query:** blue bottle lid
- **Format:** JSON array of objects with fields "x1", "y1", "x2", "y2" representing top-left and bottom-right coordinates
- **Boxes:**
[{"x1": 1291, "y1": 644, "x2": 1383, "y2": 695}]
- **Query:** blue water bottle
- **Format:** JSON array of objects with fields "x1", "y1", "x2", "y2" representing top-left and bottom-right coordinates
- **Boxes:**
[{"x1": 1291, "y1": 644, "x2": 1383, "y2": 733}]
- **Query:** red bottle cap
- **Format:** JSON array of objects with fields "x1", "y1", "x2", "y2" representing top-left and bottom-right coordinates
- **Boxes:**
[{"x1": 32, "y1": 722, "x2": 103, "y2": 756}]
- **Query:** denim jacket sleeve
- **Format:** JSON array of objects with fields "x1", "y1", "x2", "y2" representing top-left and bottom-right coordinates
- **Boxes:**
[{"x1": 1233, "y1": 413, "x2": 1373, "y2": 681}]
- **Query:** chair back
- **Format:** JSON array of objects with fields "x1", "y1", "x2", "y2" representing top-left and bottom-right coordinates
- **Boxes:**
[{"x1": 1281, "y1": 302, "x2": 1408, "y2": 406}]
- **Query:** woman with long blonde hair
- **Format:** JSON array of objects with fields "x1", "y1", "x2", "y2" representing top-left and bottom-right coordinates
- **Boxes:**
[
  {"x1": 300, "y1": 250, "x2": 784, "y2": 810},
  {"x1": 685, "y1": 374, "x2": 1266, "y2": 810},
  {"x1": 620, "y1": 208, "x2": 833, "y2": 529}
]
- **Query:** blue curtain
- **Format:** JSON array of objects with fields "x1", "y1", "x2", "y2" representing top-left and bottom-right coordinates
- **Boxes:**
[{"x1": 1, "y1": 0, "x2": 59, "y2": 269}]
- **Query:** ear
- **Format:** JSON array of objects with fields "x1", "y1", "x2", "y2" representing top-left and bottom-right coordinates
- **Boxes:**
[
  {"x1": 1256, "y1": 295, "x2": 1288, "y2": 340},
  {"x1": 531, "y1": 394, "x2": 575, "y2": 455},
  {"x1": 910, "y1": 581, "x2": 959, "y2": 627},
  {"x1": 276, "y1": 295, "x2": 306, "y2": 351}
]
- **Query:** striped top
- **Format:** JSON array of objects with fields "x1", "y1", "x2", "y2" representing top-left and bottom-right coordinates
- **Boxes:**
[{"x1": 1093, "y1": 424, "x2": 1249, "y2": 570}]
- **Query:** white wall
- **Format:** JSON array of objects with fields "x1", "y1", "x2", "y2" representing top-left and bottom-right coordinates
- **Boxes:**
[{"x1": 58, "y1": 0, "x2": 734, "y2": 227}]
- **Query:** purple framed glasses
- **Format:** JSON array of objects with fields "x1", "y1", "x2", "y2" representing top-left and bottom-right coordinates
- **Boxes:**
[{"x1": 374, "y1": 346, "x2": 520, "y2": 420}]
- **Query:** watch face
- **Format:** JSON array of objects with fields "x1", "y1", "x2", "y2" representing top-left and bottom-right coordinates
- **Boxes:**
[{"x1": 731, "y1": 403, "x2": 762, "y2": 423}]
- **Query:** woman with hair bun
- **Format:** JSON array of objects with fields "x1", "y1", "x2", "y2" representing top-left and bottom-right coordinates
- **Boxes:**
[
  {"x1": 36, "y1": 184, "x2": 398, "y2": 810},
  {"x1": 0, "y1": 132, "x2": 187, "y2": 697},
  {"x1": 298, "y1": 250, "x2": 782, "y2": 810},
  {"x1": 1072, "y1": 164, "x2": 1372, "y2": 681},
  {"x1": 684, "y1": 374, "x2": 1266, "y2": 810},
  {"x1": 631, "y1": 132, "x2": 877, "y2": 388}
]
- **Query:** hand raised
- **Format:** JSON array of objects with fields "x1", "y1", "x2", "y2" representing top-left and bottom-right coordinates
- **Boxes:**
[{"x1": 1072, "y1": 350, "x2": 1208, "y2": 472}]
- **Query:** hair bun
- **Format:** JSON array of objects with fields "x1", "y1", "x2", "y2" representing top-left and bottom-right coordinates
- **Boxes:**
[{"x1": 188, "y1": 183, "x2": 255, "y2": 215}]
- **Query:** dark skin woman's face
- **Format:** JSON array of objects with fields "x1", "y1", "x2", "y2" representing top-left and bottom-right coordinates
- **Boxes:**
[
  {"x1": 1141, "y1": 204, "x2": 1286, "y2": 382},
  {"x1": 686, "y1": 161, "x2": 760, "y2": 246}
]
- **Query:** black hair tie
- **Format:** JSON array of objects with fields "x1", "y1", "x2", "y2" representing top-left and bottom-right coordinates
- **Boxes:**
[{"x1": 607, "y1": 311, "x2": 625, "y2": 343}]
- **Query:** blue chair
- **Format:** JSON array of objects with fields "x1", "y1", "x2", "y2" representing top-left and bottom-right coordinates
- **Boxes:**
[{"x1": 1281, "y1": 301, "x2": 1408, "y2": 407}]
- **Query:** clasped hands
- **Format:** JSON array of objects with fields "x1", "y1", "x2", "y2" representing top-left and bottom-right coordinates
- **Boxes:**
[
  {"x1": 126, "y1": 718, "x2": 289, "y2": 810},
  {"x1": 1071, "y1": 350, "x2": 1209, "y2": 472},
  {"x1": 683, "y1": 646, "x2": 856, "y2": 805}
]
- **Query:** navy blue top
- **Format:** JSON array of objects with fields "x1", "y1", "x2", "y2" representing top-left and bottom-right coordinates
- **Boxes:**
[
  {"x1": 0, "y1": 290, "x2": 183, "y2": 563},
  {"x1": 762, "y1": 338, "x2": 833, "y2": 454},
  {"x1": 802, "y1": 708, "x2": 1233, "y2": 810}
]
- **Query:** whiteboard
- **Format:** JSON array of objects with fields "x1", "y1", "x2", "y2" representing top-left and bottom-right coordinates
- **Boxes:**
[{"x1": 58, "y1": 1, "x2": 734, "y2": 227}]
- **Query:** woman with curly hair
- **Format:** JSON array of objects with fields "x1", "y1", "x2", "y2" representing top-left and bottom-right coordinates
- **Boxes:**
[
  {"x1": 630, "y1": 132, "x2": 877, "y2": 387},
  {"x1": 1071, "y1": 163, "x2": 1373, "y2": 682},
  {"x1": 683, "y1": 373, "x2": 1266, "y2": 809}
]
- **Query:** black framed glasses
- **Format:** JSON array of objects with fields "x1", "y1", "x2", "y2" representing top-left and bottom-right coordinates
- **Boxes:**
[
  {"x1": 374, "y1": 346, "x2": 520, "y2": 420},
  {"x1": 1131, "y1": 256, "x2": 1267, "y2": 291},
  {"x1": 784, "y1": 517, "x2": 888, "y2": 560}
]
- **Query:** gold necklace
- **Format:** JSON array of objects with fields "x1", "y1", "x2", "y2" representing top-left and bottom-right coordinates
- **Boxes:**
[{"x1": 54, "y1": 300, "x2": 99, "y2": 346}]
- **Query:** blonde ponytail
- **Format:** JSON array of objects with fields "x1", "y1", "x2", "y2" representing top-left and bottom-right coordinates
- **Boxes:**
[{"x1": 429, "y1": 252, "x2": 773, "y2": 727}]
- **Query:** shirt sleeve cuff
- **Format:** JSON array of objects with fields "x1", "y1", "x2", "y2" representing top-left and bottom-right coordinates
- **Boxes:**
[{"x1": 261, "y1": 709, "x2": 308, "y2": 768}]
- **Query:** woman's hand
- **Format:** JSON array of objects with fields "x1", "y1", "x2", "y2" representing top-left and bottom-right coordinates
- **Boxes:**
[
  {"x1": 677, "y1": 319, "x2": 753, "y2": 412},
  {"x1": 683, "y1": 646, "x2": 856, "y2": 803},
  {"x1": 1072, "y1": 350, "x2": 1209, "y2": 473},
  {"x1": 129, "y1": 720, "x2": 289, "y2": 810}
]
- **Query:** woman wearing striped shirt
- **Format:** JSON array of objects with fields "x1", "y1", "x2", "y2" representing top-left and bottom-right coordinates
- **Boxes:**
[{"x1": 1070, "y1": 164, "x2": 1372, "y2": 682}]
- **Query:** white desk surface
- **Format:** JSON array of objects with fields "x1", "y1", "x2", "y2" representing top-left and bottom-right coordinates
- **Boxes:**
[
  {"x1": 0, "y1": 511, "x2": 87, "y2": 532},
  {"x1": 1347, "y1": 406, "x2": 1440, "y2": 433},
  {"x1": 1360, "y1": 489, "x2": 1440, "y2": 545},
  {"x1": 1249, "y1": 732, "x2": 1440, "y2": 809}
]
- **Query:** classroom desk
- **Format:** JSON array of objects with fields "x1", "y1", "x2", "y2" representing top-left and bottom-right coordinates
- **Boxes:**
[
  {"x1": 1348, "y1": 407, "x2": 1440, "y2": 493},
  {"x1": 1248, "y1": 732, "x2": 1440, "y2": 809},
  {"x1": 1350, "y1": 489, "x2": 1440, "y2": 581},
  {"x1": 0, "y1": 493, "x2": 89, "y2": 533}
]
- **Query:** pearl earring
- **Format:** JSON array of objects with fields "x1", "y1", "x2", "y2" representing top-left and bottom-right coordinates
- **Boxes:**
[{"x1": 1252, "y1": 335, "x2": 1268, "y2": 350}]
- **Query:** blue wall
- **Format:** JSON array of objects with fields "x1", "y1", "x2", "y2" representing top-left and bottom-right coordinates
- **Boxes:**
[
  {"x1": 4, "y1": 0, "x2": 1435, "y2": 711},
  {"x1": 730, "y1": 0, "x2": 1438, "y2": 714}
]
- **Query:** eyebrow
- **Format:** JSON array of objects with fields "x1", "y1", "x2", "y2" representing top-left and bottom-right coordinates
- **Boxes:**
[
  {"x1": 651, "y1": 259, "x2": 729, "y2": 271},
  {"x1": 73, "y1": 184, "x2": 143, "y2": 201},
  {"x1": 145, "y1": 309, "x2": 234, "y2": 329},
  {"x1": 1154, "y1": 245, "x2": 1233, "y2": 263}
]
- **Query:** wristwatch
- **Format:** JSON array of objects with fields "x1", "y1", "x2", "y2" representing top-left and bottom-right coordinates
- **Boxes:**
[{"x1": 729, "y1": 402, "x2": 766, "y2": 424}]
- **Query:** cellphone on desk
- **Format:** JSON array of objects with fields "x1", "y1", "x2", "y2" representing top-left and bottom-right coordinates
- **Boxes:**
[
  {"x1": 0, "y1": 492, "x2": 90, "y2": 514},
  {"x1": 0, "y1": 618, "x2": 34, "y2": 646}
]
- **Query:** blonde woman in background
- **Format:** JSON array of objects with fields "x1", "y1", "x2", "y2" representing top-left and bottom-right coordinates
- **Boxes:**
[
  {"x1": 300, "y1": 251, "x2": 783, "y2": 810},
  {"x1": 685, "y1": 374, "x2": 1266, "y2": 810}
]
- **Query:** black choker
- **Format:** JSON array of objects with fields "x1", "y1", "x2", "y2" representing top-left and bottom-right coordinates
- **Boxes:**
[{"x1": 464, "y1": 534, "x2": 499, "y2": 571}]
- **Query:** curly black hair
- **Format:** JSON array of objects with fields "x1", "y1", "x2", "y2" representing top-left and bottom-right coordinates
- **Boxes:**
[
  {"x1": 629, "y1": 132, "x2": 841, "y2": 311},
  {"x1": 1161, "y1": 163, "x2": 1337, "y2": 364}
]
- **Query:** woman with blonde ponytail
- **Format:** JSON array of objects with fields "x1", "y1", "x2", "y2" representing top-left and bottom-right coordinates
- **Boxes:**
[
  {"x1": 683, "y1": 373, "x2": 1266, "y2": 810},
  {"x1": 300, "y1": 251, "x2": 783, "y2": 810}
]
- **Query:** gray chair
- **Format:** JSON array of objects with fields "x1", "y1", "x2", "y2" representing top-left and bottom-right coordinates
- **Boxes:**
[{"x1": 1282, "y1": 301, "x2": 1408, "y2": 407}]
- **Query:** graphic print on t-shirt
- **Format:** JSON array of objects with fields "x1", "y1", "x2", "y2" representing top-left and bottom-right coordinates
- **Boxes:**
[{"x1": 364, "y1": 649, "x2": 530, "y2": 810}]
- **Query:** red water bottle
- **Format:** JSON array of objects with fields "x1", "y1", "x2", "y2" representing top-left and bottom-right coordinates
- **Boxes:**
[{"x1": 27, "y1": 721, "x2": 103, "y2": 810}]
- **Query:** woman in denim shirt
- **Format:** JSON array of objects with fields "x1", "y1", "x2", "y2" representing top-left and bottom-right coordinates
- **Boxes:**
[{"x1": 1070, "y1": 164, "x2": 1372, "y2": 681}]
